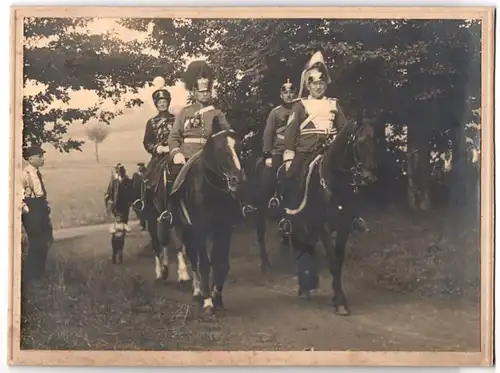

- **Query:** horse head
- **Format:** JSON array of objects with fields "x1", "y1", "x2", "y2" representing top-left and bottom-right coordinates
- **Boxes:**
[
  {"x1": 203, "y1": 117, "x2": 245, "y2": 193},
  {"x1": 322, "y1": 118, "x2": 377, "y2": 189}
]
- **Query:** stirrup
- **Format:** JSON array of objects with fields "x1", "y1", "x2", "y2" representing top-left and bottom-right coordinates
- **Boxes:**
[
  {"x1": 277, "y1": 217, "x2": 292, "y2": 236},
  {"x1": 352, "y1": 217, "x2": 368, "y2": 232},
  {"x1": 242, "y1": 204, "x2": 258, "y2": 218},
  {"x1": 157, "y1": 210, "x2": 173, "y2": 226},
  {"x1": 268, "y1": 196, "x2": 281, "y2": 209},
  {"x1": 132, "y1": 199, "x2": 145, "y2": 212}
]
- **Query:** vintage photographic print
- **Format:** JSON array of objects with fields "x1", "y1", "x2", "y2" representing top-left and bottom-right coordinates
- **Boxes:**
[{"x1": 9, "y1": 6, "x2": 493, "y2": 367}]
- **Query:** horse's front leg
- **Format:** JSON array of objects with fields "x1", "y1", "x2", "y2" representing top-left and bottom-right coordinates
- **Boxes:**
[
  {"x1": 210, "y1": 223, "x2": 233, "y2": 311},
  {"x1": 156, "y1": 219, "x2": 170, "y2": 280},
  {"x1": 319, "y1": 222, "x2": 349, "y2": 316},
  {"x1": 256, "y1": 208, "x2": 271, "y2": 272}
]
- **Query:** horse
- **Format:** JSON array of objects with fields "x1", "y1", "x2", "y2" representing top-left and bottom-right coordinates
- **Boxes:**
[
  {"x1": 131, "y1": 160, "x2": 191, "y2": 285},
  {"x1": 237, "y1": 131, "x2": 291, "y2": 272},
  {"x1": 168, "y1": 118, "x2": 245, "y2": 315},
  {"x1": 282, "y1": 119, "x2": 377, "y2": 316}
]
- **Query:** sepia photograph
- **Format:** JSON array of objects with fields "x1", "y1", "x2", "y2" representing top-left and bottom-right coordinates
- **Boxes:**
[{"x1": 9, "y1": 6, "x2": 493, "y2": 367}]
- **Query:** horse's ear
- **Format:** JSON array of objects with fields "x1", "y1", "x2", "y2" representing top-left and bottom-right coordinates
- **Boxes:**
[{"x1": 212, "y1": 116, "x2": 221, "y2": 134}]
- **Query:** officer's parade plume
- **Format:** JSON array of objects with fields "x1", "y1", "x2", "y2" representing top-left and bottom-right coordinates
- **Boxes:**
[
  {"x1": 298, "y1": 51, "x2": 332, "y2": 98},
  {"x1": 183, "y1": 60, "x2": 214, "y2": 92},
  {"x1": 152, "y1": 76, "x2": 166, "y2": 89}
]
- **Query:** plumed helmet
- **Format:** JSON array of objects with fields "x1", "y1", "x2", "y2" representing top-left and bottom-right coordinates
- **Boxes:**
[
  {"x1": 183, "y1": 60, "x2": 214, "y2": 92},
  {"x1": 151, "y1": 76, "x2": 171, "y2": 106},
  {"x1": 298, "y1": 51, "x2": 332, "y2": 97}
]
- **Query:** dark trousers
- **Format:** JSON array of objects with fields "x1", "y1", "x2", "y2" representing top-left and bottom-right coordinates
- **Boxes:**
[
  {"x1": 111, "y1": 235, "x2": 125, "y2": 253},
  {"x1": 283, "y1": 152, "x2": 312, "y2": 208},
  {"x1": 134, "y1": 209, "x2": 147, "y2": 229},
  {"x1": 113, "y1": 204, "x2": 130, "y2": 224},
  {"x1": 262, "y1": 154, "x2": 283, "y2": 198},
  {"x1": 22, "y1": 198, "x2": 53, "y2": 281}
]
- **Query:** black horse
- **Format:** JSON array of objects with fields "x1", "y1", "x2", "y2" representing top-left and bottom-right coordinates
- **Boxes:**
[
  {"x1": 168, "y1": 119, "x2": 245, "y2": 315},
  {"x1": 238, "y1": 131, "x2": 291, "y2": 272},
  {"x1": 132, "y1": 160, "x2": 191, "y2": 284},
  {"x1": 282, "y1": 119, "x2": 377, "y2": 316}
]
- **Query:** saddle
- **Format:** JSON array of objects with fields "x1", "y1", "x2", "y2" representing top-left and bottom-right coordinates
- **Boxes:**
[{"x1": 170, "y1": 150, "x2": 203, "y2": 196}]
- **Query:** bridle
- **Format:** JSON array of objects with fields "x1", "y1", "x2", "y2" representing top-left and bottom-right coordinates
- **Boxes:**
[
  {"x1": 202, "y1": 129, "x2": 241, "y2": 196},
  {"x1": 318, "y1": 124, "x2": 371, "y2": 195}
]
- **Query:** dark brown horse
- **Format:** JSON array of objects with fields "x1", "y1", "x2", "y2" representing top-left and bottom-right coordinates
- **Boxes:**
[
  {"x1": 169, "y1": 118, "x2": 245, "y2": 315},
  {"x1": 281, "y1": 119, "x2": 377, "y2": 315}
]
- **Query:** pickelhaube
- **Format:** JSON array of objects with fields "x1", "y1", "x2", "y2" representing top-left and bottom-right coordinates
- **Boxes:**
[{"x1": 280, "y1": 78, "x2": 296, "y2": 93}]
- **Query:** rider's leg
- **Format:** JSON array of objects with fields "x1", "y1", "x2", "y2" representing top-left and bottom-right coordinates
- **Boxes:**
[{"x1": 278, "y1": 153, "x2": 305, "y2": 235}]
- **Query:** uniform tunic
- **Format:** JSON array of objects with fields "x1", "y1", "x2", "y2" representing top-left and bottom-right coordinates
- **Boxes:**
[
  {"x1": 21, "y1": 164, "x2": 53, "y2": 281},
  {"x1": 168, "y1": 102, "x2": 231, "y2": 159},
  {"x1": 262, "y1": 104, "x2": 295, "y2": 156},
  {"x1": 143, "y1": 112, "x2": 176, "y2": 188},
  {"x1": 284, "y1": 96, "x2": 348, "y2": 154},
  {"x1": 282, "y1": 96, "x2": 348, "y2": 209}
]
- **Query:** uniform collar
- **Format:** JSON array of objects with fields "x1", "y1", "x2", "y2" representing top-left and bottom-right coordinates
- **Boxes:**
[{"x1": 307, "y1": 95, "x2": 326, "y2": 100}]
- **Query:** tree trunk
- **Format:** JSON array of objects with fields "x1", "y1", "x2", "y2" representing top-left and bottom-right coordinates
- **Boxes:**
[
  {"x1": 406, "y1": 121, "x2": 432, "y2": 211},
  {"x1": 95, "y1": 141, "x2": 99, "y2": 163}
]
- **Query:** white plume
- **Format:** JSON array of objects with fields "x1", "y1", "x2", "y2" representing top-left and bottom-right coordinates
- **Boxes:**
[{"x1": 152, "y1": 76, "x2": 166, "y2": 89}]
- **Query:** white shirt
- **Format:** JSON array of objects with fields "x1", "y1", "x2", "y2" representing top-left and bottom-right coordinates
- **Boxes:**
[{"x1": 22, "y1": 164, "x2": 46, "y2": 199}]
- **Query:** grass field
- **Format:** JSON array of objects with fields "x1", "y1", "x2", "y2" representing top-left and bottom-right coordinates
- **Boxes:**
[{"x1": 39, "y1": 123, "x2": 150, "y2": 229}]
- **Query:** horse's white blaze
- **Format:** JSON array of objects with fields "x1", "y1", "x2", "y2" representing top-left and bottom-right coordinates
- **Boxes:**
[
  {"x1": 227, "y1": 137, "x2": 241, "y2": 171},
  {"x1": 203, "y1": 297, "x2": 214, "y2": 309},
  {"x1": 177, "y1": 251, "x2": 191, "y2": 281},
  {"x1": 154, "y1": 256, "x2": 163, "y2": 279}
]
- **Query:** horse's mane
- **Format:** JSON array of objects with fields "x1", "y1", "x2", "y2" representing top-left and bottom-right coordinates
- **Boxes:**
[{"x1": 323, "y1": 120, "x2": 358, "y2": 170}]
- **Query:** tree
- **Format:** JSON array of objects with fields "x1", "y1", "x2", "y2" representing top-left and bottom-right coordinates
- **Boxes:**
[
  {"x1": 124, "y1": 18, "x2": 480, "y2": 211},
  {"x1": 23, "y1": 17, "x2": 168, "y2": 152},
  {"x1": 85, "y1": 123, "x2": 110, "y2": 162}
]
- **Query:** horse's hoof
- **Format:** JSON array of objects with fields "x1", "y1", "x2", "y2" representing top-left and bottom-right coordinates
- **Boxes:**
[
  {"x1": 335, "y1": 305, "x2": 350, "y2": 316},
  {"x1": 260, "y1": 260, "x2": 272, "y2": 273},
  {"x1": 212, "y1": 294, "x2": 224, "y2": 309},
  {"x1": 193, "y1": 294, "x2": 204, "y2": 307},
  {"x1": 298, "y1": 288, "x2": 311, "y2": 300}
]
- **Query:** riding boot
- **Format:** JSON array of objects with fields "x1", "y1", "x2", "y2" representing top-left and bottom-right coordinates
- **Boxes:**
[{"x1": 296, "y1": 245, "x2": 319, "y2": 296}]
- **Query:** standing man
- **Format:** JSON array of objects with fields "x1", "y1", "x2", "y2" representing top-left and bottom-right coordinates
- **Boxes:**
[
  {"x1": 132, "y1": 162, "x2": 147, "y2": 230},
  {"x1": 262, "y1": 78, "x2": 298, "y2": 204},
  {"x1": 21, "y1": 145, "x2": 53, "y2": 282}
]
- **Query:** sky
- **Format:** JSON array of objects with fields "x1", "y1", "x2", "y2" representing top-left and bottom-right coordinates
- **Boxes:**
[{"x1": 24, "y1": 17, "x2": 191, "y2": 126}]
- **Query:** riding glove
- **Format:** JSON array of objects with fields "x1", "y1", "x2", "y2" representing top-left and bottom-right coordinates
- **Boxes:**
[
  {"x1": 173, "y1": 153, "x2": 186, "y2": 165},
  {"x1": 265, "y1": 158, "x2": 273, "y2": 167}
]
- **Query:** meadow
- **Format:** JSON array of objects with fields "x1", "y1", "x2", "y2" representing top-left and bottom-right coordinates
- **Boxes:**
[{"x1": 39, "y1": 109, "x2": 152, "y2": 230}]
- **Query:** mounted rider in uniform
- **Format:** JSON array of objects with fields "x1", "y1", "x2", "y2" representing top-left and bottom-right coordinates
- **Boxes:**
[
  {"x1": 141, "y1": 77, "x2": 176, "y2": 221},
  {"x1": 278, "y1": 51, "x2": 367, "y2": 235},
  {"x1": 168, "y1": 60, "x2": 232, "y2": 170},
  {"x1": 262, "y1": 78, "x2": 297, "y2": 208}
]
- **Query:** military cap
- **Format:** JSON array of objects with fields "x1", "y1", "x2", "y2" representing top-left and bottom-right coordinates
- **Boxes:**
[
  {"x1": 298, "y1": 51, "x2": 332, "y2": 97},
  {"x1": 23, "y1": 145, "x2": 45, "y2": 160},
  {"x1": 152, "y1": 89, "x2": 171, "y2": 105}
]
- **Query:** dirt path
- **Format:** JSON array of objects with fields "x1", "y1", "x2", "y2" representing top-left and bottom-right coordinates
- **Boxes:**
[{"x1": 38, "y1": 222, "x2": 480, "y2": 352}]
